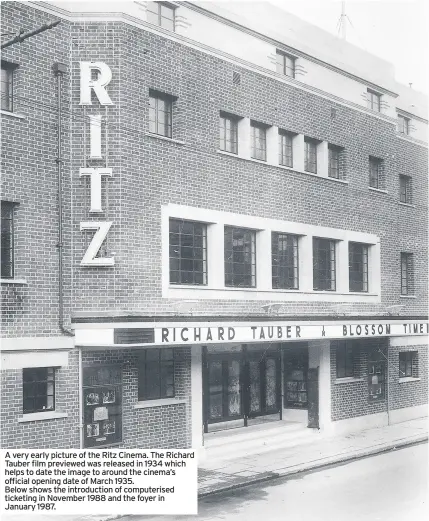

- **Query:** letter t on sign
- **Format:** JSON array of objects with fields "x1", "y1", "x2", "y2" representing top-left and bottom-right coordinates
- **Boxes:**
[{"x1": 80, "y1": 168, "x2": 113, "y2": 213}]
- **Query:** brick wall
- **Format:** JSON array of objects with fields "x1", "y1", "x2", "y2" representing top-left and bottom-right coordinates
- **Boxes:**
[
  {"x1": 82, "y1": 347, "x2": 192, "y2": 448},
  {"x1": 388, "y1": 343, "x2": 428, "y2": 411},
  {"x1": 330, "y1": 339, "x2": 388, "y2": 421},
  {"x1": 0, "y1": 351, "x2": 80, "y2": 449}
]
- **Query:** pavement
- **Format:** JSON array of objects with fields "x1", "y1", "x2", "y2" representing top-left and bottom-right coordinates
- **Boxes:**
[{"x1": 2, "y1": 417, "x2": 427, "y2": 521}]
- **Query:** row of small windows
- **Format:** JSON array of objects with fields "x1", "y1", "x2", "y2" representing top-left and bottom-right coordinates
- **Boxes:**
[
  {"x1": 335, "y1": 342, "x2": 419, "y2": 382},
  {"x1": 170, "y1": 219, "x2": 371, "y2": 292}
]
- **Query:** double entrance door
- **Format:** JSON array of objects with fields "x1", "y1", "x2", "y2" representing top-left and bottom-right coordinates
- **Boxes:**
[{"x1": 203, "y1": 346, "x2": 281, "y2": 431}]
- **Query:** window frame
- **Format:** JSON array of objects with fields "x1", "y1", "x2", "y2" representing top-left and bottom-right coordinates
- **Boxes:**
[
  {"x1": 1, "y1": 61, "x2": 17, "y2": 113},
  {"x1": 23, "y1": 367, "x2": 56, "y2": 414},
  {"x1": 367, "y1": 89, "x2": 381, "y2": 112},
  {"x1": 304, "y1": 139, "x2": 318, "y2": 174},
  {"x1": 278, "y1": 130, "x2": 294, "y2": 168},
  {"x1": 398, "y1": 114, "x2": 410, "y2": 135},
  {"x1": 146, "y1": 1, "x2": 175, "y2": 31},
  {"x1": 335, "y1": 341, "x2": 356, "y2": 379},
  {"x1": 219, "y1": 112, "x2": 239, "y2": 154},
  {"x1": 348, "y1": 242, "x2": 369, "y2": 293},
  {"x1": 275, "y1": 50, "x2": 296, "y2": 78},
  {"x1": 328, "y1": 145, "x2": 341, "y2": 179},
  {"x1": 1, "y1": 201, "x2": 15, "y2": 279},
  {"x1": 313, "y1": 237, "x2": 336, "y2": 291},
  {"x1": 250, "y1": 121, "x2": 267, "y2": 161},
  {"x1": 399, "y1": 351, "x2": 417, "y2": 378},
  {"x1": 138, "y1": 348, "x2": 175, "y2": 401},
  {"x1": 369, "y1": 156, "x2": 382, "y2": 189},
  {"x1": 169, "y1": 218, "x2": 208, "y2": 286},
  {"x1": 148, "y1": 89, "x2": 173, "y2": 138},
  {"x1": 400, "y1": 252, "x2": 414, "y2": 296},
  {"x1": 271, "y1": 232, "x2": 299, "y2": 290},
  {"x1": 399, "y1": 174, "x2": 412, "y2": 204},
  {"x1": 224, "y1": 226, "x2": 256, "y2": 288}
]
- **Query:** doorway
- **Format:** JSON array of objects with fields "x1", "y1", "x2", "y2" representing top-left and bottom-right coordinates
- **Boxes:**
[{"x1": 202, "y1": 345, "x2": 281, "y2": 432}]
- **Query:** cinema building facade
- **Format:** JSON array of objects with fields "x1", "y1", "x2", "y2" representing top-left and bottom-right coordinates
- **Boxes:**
[{"x1": 1, "y1": 1, "x2": 428, "y2": 455}]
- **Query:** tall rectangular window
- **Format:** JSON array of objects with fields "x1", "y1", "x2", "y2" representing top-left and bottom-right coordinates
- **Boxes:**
[
  {"x1": 251, "y1": 122, "x2": 267, "y2": 161},
  {"x1": 276, "y1": 51, "x2": 295, "y2": 78},
  {"x1": 313, "y1": 238, "x2": 336, "y2": 291},
  {"x1": 304, "y1": 139, "x2": 317, "y2": 174},
  {"x1": 1, "y1": 201, "x2": 14, "y2": 278},
  {"x1": 367, "y1": 89, "x2": 381, "y2": 112},
  {"x1": 400, "y1": 252, "x2": 414, "y2": 295},
  {"x1": 278, "y1": 130, "x2": 293, "y2": 167},
  {"x1": 399, "y1": 175, "x2": 412, "y2": 204},
  {"x1": 1, "y1": 62, "x2": 15, "y2": 112},
  {"x1": 23, "y1": 368, "x2": 55, "y2": 413},
  {"x1": 146, "y1": 2, "x2": 175, "y2": 31},
  {"x1": 149, "y1": 90, "x2": 173, "y2": 138},
  {"x1": 138, "y1": 348, "x2": 174, "y2": 401},
  {"x1": 349, "y1": 242, "x2": 369, "y2": 292},
  {"x1": 219, "y1": 112, "x2": 238, "y2": 154},
  {"x1": 328, "y1": 145, "x2": 340, "y2": 179},
  {"x1": 369, "y1": 157, "x2": 383, "y2": 189},
  {"x1": 169, "y1": 219, "x2": 207, "y2": 285},
  {"x1": 271, "y1": 232, "x2": 298, "y2": 289},
  {"x1": 399, "y1": 351, "x2": 418, "y2": 378},
  {"x1": 336, "y1": 341, "x2": 355, "y2": 378},
  {"x1": 398, "y1": 114, "x2": 410, "y2": 134},
  {"x1": 224, "y1": 227, "x2": 256, "y2": 288}
]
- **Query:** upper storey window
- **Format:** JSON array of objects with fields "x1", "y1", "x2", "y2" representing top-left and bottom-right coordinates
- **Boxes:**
[
  {"x1": 398, "y1": 114, "x2": 410, "y2": 135},
  {"x1": 276, "y1": 50, "x2": 295, "y2": 78},
  {"x1": 149, "y1": 90, "x2": 173, "y2": 138},
  {"x1": 1, "y1": 61, "x2": 16, "y2": 112},
  {"x1": 219, "y1": 112, "x2": 238, "y2": 154},
  {"x1": 367, "y1": 89, "x2": 381, "y2": 112},
  {"x1": 146, "y1": 2, "x2": 175, "y2": 31}
]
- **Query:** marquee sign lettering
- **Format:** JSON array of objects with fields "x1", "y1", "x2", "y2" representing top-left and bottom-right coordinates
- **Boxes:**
[
  {"x1": 79, "y1": 62, "x2": 115, "y2": 267},
  {"x1": 155, "y1": 321, "x2": 429, "y2": 345}
]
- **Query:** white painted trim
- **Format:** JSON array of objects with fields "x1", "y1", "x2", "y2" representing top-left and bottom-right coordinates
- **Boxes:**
[
  {"x1": 17, "y1": 411, "x2": 68, "y2": 423},
  {"x1": 400, "y1": 295, "x2": 418, "y2": 299},
  {"x1": 217, "y1": 150, "x2": 350, "y2": 184},
  {"x1": 134, "y1": 398, "x2": 187, "y2": 409},
  {"x1": 0, "y1": 336, "x2": 74, "y2": 352},
  {"x1": 390, "y1": 336, "x2": 428, "y2": 347},
  {"x1": 74, "y1": 328, "x2": 114, "y2": 346},
  {"x1": 334, "y1": 377, "x2": 364, "y2": 384},
  {"x1": 369, "y1": 187, "x2": 388, "y2": 194},
  {"x1": 0, "y1": 279, "x2": 28, "y2": 284},
  {"x1": 28, "y1": 3, "x2": 400, "y2": 126},
  {"x1": 398, "y1": 202, "x2": 415, "y2": 208},
  {"x1": 389, "y1": 404, "x2": 427, "y2": 424},
  {"x1": 398, "y1": 377, "x2": 421, "y2": 384},
  {"x1": 1, "y1": 350, "x2": 69, "y2": 370},
  {"x1": 0, "y1": 110, "x2": 25, "y2": 119},
  {"x1": 396, "y1": 133, "x2": 428, "y2": 149},
  {"x1": 145, "y1": 132, "x2": 185, "y2": 145}
]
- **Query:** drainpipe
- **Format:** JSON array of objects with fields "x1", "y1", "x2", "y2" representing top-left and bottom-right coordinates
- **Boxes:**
[{"x1": 53, "y1": 62, "x2": 74, "y2": 338}]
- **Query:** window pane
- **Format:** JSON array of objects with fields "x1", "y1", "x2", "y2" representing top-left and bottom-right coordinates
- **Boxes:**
[
  {"x1": 313, "y1": 238, "x2": 336, "y2": 291},
  {"x1": 1, "y1": 67, "x2": 13, "y2": 112},
  {"x1": 169, "y1": 219, "x2": 207, "y2": 285},
  {"x1": 22, "y1": 368, "x2": 55, "y2": 413},
  {"x1": 251, "y1": 124, "x2": 267, "y2": 161},
  {"x1": 279, "y1": 132, "x2": 293, "y2": 167},
  {"x1": 272, "y1": 232, "x2": 298, "y2": 289},
  {"x1": 224, "y1": 227, "x2": 256, "y2": 287},
  {"x1": 305, "y1": 141, "x2": 317, "y2": 173},
  {"x1": 349, "y1": 242, "x2": 369, "y2": 292},
  {"x1": 1, "y1": 202, "x2": 14, "y2": 278}
]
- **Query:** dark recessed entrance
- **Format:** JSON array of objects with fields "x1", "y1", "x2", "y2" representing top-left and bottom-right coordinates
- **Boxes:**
[{"x1": 202, "y1": 345, "x2": 281, "y2": 432}]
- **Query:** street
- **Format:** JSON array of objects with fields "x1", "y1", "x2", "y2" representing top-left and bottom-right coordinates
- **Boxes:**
[{"x1": 126, "y1": 442, "x2": 428, "y2": 521}]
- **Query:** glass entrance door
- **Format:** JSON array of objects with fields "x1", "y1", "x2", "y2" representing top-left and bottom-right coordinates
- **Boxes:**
[
  {"x1": 284, "y1": 348, "x2": 308, "y2": 409},
  {"x1": 206, "y1": 354, "x2": 242, "y2": 424},
  {"x1": 247, "y1": 351, "x2": 280, "y2": 418}
]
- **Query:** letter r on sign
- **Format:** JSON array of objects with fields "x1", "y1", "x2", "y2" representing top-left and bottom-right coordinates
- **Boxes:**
[{"x1": 80, "y1": 62, "x2": 113, "y2": 105}]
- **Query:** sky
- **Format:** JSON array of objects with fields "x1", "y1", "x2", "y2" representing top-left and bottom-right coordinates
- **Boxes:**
[{"x1": 216, "y1": 0, "x2": 429, "y2": 93}]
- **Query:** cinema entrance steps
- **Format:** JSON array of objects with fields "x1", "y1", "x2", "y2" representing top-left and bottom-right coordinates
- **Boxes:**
[{"x1": 203, "y1": 420, "x2": 318, "y2": 463}]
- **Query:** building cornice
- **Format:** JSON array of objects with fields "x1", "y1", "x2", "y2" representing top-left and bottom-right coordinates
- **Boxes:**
[
  {"x1": 30, "y1": 2, "x2": 397, "y2": 127},
  {"x1": 397, "y1": 107, "x2": 428, "y2": 125},
  {"x1": 182, "y1": 1, "x2": 399, "y2": 98}
]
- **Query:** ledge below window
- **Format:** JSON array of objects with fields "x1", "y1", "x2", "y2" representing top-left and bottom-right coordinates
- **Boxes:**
[
  {"x1": 400, "y1": 295, "x2": 417, "y2": 299},
  {"x1": 1, "y1": 278, "x2": 28, "y2": 285},
  {"x1": 217, "y1": 150, "x2": 349, "y2": 184},
  {"x1": 399, "y1": 377, "x2": 421, "y2": 384},
  {"x1": 145, "y1": 132, "x2": 185, "y2": 145},
  {"x1": 335, "y1": 377, "x2": 364, "y2": 384},
  {"x1": 134, "y1": 398, "x2": 187, "y2": 409},
  {"x1": 369, "y1": 187, "x2": 388, "y2": 194},
  {"x1": 1, "y1": 110, "x2": 26, "y2": 119},
  {"x1": 18, "y1": 411, "x2": 68, "y2": 423},
  {"x1": 398, "y1": 202, "x2": 415, "y2": 208}
]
